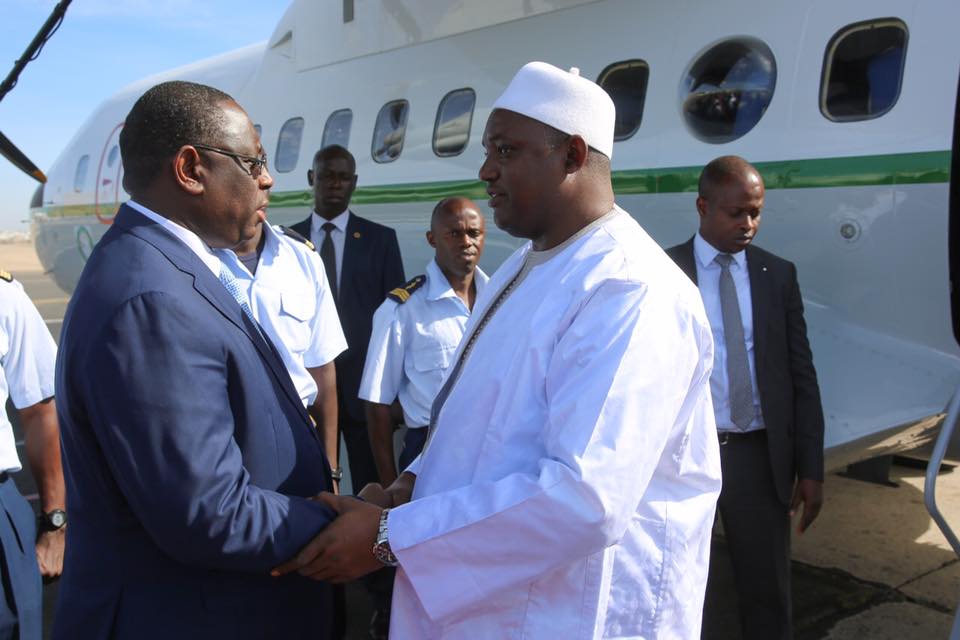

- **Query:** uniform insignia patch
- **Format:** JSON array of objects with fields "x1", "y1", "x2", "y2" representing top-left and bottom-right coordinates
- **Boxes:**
[
  {"x1": 277, "y1": 225, "x2": 316, "y2": 251},
  {"x1": 387, "y1": 274, "x2": 426, "y2": 304},
  {"x1": 0, "y1": 270, "x2": 12, "y2": 283}
]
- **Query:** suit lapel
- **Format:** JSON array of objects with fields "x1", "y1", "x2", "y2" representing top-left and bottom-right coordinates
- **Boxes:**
[
  {"x1": 746, "y1": 245, "x2": 768, "y2": 357},
  {"x1": 340, "y1": 211, "x2": 361, "y2": 300},
  {"x1": 678, "y1": 237, "x2": 698, "y2": 286},
  {"x1": 120, "y1": 206, "x2": 309, "y2": 421}
]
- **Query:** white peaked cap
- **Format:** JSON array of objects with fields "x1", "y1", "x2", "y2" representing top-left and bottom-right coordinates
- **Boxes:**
[{"x1": 492, "y1": 61, "x2": 616, "y2": 159}]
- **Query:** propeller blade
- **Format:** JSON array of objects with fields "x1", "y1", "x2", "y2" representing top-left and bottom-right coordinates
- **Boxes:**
[{"x1": 0, "y1": 130, "x2": 46, "y2": 183}]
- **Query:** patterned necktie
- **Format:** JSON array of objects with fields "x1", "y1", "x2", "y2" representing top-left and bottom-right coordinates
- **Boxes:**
[
  {"x1": 320, "y1": 222, "x2": 338, "y2": 301},
  {"x1": 219, "y1": 264, "x2": 263, "y2": 339},
  {"x1": 715, "y1": 253, "x2": 754, "y2": 431}
]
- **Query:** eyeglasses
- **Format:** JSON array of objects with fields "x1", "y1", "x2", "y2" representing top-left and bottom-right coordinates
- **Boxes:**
[{"x1": 191, "y1": 143, "x2": 268, "y2": 179}]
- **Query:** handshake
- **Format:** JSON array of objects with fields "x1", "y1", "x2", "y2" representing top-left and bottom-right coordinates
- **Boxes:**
[{"x1": 271, "y1": 472, "x2": 416, "y2": 582}]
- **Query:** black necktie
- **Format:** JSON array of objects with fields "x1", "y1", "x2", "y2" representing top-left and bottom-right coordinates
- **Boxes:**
[{"x1": 320, "y1": 222, "x2": 338, "y2": 301}]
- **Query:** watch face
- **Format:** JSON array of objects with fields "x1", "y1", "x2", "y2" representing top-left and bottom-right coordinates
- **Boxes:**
[{"x1": 49, "y1": 511, "x2": 66, "y2": 528}]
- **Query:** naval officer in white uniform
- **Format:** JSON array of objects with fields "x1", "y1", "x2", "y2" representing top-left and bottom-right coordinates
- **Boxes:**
[
  {"x1": 218, "y1": 221, "x2": 347, "y2": 481},
  {"x1": 359, "y1": 196, "x2": 488, "y2": 487},
  {"x1": 0, "y1": 270, "x2": 66, "y2": 640}
]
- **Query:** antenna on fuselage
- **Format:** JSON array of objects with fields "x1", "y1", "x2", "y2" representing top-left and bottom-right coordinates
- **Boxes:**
[{"x1": 0, "y1": 0, "x2": 73, "y2": 184}]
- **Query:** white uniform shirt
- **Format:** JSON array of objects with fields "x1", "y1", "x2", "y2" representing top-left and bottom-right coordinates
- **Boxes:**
[
  {"x1": 388, "y1": 208, "x2": 722, "y2": 639},
  {"x1": 309, "y1": 209, "x2": 350, "y2": 290},
  {"x1": 0, "y1": 276, "x2": 57, "y2": 473},
  {"x1": 217, "y1": 224, "x2": 347, "y2": 407},
  {"x1": 359, "y1": 259, "x2": 489, "y2": 428},
  {"x1": 693, "y1": 233, "x2": 764, "y2": 431}
]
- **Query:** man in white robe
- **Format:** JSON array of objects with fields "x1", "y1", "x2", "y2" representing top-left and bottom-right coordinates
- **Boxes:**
[{"x1": 274, "y1": 61, "x2": 722, "y2": 639}]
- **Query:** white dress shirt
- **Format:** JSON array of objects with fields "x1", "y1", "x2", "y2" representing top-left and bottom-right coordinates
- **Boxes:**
[
  {"x1": 388, "y1": 208, "x2": 721, "y2": 639},
  {"x1": 0, "y1": 276, "x2": 57, "y2": 473},
  {"x1": 216, "y1": 224, "x2": 347, "y2": 407},
  {"x1": 309, "y1": 209, "x2": 350, "y2": 290},
  {"x1": 126, "y1": 200, "x2": 222, "y2": 276},
  {"x1": 693, "y1": 232, "x2": 765, "y2": 432},
  {"x1": 359, "y1": 259, "x2": 488, "y2": 428}
]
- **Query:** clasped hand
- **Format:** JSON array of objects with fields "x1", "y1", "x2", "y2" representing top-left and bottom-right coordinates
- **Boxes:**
[{"x1": 271, "y1": 492, "x2": 383, "y2": 583}]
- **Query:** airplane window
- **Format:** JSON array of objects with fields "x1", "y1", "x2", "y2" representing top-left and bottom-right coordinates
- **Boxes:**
[
  {"x1": 107, "y1": 145, "x2": 119, "y2": 168},
  {"x1": 372, "y1": 100, "x2": 409, "y2": 163},
  {"x1": 275, "y1": 117, "x2": 305, "y2": 173},
  {"x1": 598, "y1": 60, "x2": 649, "y2": 141},
  {"x1": 433, "y1": 88, "x2": 475, "y2": 157},
  {"x1": 73, "y1": 155, "x2": 90, "y2": 192},
  {"x1": 323, "y1": 109, "x2": 353, "y2": 149},
  {"x1": 821, "y1": 18, "x2": 907, "y2": 122},
  {"x1": 680, "y1": 37, "x2": 777, "y2": 144}
]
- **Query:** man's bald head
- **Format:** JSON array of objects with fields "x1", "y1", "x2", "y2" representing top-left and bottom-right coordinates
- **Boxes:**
[
  {"x1": 431, "y1": 196, "x2": 481, "y2": 232},
  {"x1": 698, "y1": 155, "x2": 762, "y2": 201},
  {"x1": 696, "y1": 155, "x2": 765, "y2": 254},
  {"x1": 428, "y1": 196, "x2": 485, "y2": 280}
]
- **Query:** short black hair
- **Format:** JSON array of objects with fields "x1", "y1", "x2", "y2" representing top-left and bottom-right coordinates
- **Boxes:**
[
  {"x1": 312, "y1": 144, "x2": 355, "y2": 172},
  {"x1": 119, "y1": 80, "x2": 235, "y2": 194},
  {"x1": 698, "y1": 155, "x2": 760, "y2": 200}
]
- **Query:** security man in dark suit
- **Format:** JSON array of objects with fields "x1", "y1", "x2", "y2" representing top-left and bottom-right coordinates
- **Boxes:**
[
  {"x1": 291, "y1": 145, "x2": 405, "y2": 494},
  {"x1": 665, "y1": 155, "x2": 825, "y2": 640},
  {"x1": 291, "y1": 145, "x2": 404, "y2": 639}
]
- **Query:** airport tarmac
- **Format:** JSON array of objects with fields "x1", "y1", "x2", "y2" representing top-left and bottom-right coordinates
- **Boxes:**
[{"x1": 3, "y1": 238, "x2": 958, "y2": 639}]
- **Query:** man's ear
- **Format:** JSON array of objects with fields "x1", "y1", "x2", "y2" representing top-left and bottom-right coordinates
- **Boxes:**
[
  {"x1": 174, "y1": 146, "x2": 204, "y2": 196},
  {"x1": 564, "y1": 135, "x2": 589, "y2": 174},
  {"x1": 307, "y1": 169, "x2": 315, "y2": 187},
  {"x1": 695, "y1": 196, "x2": 708, "y2": 219},
  {"x1": 426, "y1": 230, "x2": 436, "y2": 248}
]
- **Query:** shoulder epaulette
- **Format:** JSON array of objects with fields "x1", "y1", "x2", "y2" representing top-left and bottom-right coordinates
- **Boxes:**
[
  {"x1": 0, "y1": 270, "x2": 12, "y2": 283},
  {"x1": 277, "y1": 225, "x2": 316, "y2": 251},
  {"x1": 387, "y1": 275, "x2": 426, "y2": 304}
]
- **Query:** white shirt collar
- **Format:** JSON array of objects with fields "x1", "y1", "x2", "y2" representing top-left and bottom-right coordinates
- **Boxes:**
[
  {"x1": 311, "y1": 209, "x2": 350, "y2": 235},
  {"x1": 425, "y1": 259, "x2": 489, "y2": 302},
  {"x1": 126, "y1": 200, "x2": 222, "y2": 276},
  {"x1": 694, "y1": 232, "x2": 747, "y2": 270}
]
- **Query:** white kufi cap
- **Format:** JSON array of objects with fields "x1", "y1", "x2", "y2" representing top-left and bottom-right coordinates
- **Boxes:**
[{"x1": 492, "y1": 61, "x2": 616, "y2": 159}]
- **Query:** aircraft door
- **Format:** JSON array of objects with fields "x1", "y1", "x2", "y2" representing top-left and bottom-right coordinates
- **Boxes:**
[
  {"x1": 95, "y1": 123, "x2": 125, "y2": 223},
  {"x1": 951, "y1": 66, "x2": 960, "y2": 347}
]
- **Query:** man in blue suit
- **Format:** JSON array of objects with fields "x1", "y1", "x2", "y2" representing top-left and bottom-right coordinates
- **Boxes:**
[{"x1": 54, "y1": 81, "x2": 335, "y2": 639}]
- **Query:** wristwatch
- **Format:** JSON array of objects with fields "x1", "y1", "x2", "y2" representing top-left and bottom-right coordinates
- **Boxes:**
[
  {"x1": 38, "y1": 509, "x2": 66, "y2": 532},
  {"x1": 372, "y1": 508, "x2": 399, "y2": 567},
  {"x1": 331, "y1": 466, "x2": 343, "y2": 481}
]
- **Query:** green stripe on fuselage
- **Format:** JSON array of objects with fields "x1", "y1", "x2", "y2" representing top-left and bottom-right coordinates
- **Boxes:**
[{"x1": 37, "y1": 150, "x2": 952, "y2": 217}]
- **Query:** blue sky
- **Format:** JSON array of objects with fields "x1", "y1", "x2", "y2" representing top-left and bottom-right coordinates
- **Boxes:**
[{"x1": 0, "y1": 0, "x2": 289, "y2": 231}]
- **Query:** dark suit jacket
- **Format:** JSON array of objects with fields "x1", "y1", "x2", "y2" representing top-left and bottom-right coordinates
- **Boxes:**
[
  {"x1": 55, "y1": 205, "x2": 335, "y2": 639},
  {"x1": 666, "y1": 238, "x2": 825, "y2": 505},
  {"x1": 292, "y1": 212, "x2": 404, "y2": 422}
]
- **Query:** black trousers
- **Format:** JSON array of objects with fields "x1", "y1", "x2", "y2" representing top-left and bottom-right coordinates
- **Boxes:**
[
  {"x1": 707, "y1": 430, "x2": 792, "y2": 640},
  {"x1": 341, "y1": 416, "x2": 379, "y2": 494}
]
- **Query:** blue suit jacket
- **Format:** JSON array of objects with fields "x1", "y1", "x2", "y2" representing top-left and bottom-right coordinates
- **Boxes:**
[
  {"x1": 55, "y1": 205, "x2": 336, "y2": 639},
  {"x1": 291, "y1": 212, "x2": 404, "y2": 421}
]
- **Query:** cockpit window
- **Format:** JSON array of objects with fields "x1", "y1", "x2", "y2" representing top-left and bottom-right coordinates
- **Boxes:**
[
  {"x1": 598, "y1": 60, "x2": 649, "y2": 141},
  {"x1": 372, "y1": 100, "x2": 409, "y2": 163},
  {"x1": 821, "y1": 18, "x2": 907, "y2": 122},
  {"x1": 680, "y1": 37, "x2": 777, "y2": 144},
  {"x1": 73, "y1": 155, "x2": 90, "y2": 192},
  {"x1": 433, "y1": 89, "x2": 475, "y2": 157},
  {"x1": 323, "y1": 109, "x2": 353, "y2": 149},
  {"x1": 275, "y1": 117, "x2": 305, "y2": 173}
]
